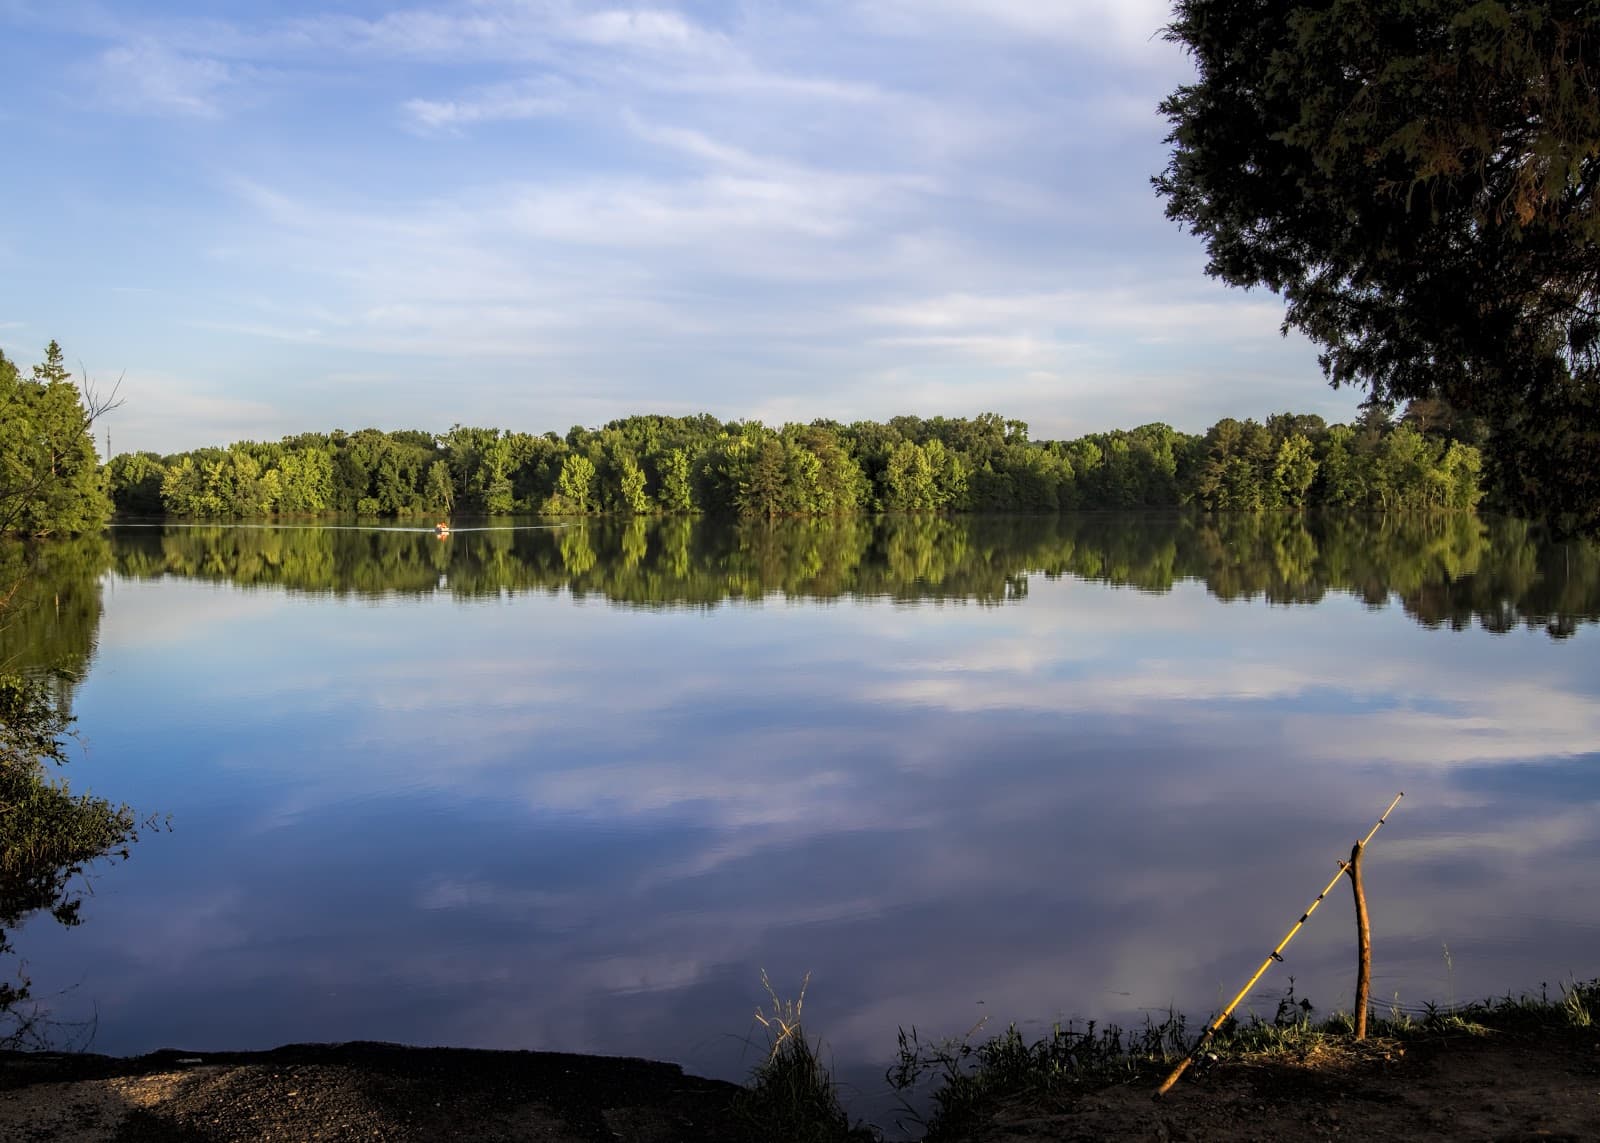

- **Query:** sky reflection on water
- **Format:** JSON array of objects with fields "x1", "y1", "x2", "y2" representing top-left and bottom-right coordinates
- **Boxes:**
[{"x1": 17, "y1": 520, "x2": 1600, "y2": 1126}]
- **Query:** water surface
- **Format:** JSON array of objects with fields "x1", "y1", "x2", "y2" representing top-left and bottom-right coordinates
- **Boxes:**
[{"x1": 8, "y1": 513, "x2": 1599, "y2": 1124}]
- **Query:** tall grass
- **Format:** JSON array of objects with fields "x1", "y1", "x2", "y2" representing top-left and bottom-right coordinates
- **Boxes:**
[{"x1": 732, "y1": 971, "x2": 877, "y2": 1142}]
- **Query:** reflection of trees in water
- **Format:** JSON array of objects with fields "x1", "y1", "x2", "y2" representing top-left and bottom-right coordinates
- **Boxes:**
[
  {"x1": 0, "y1": 536, "x2": 139, "y2": 1046},
  {"x1": 0, "y1": 535, "x2": 114, "y2": 702},
  {"x1": 97, "y1": 514, "x2": 1600, "y2": 637}
]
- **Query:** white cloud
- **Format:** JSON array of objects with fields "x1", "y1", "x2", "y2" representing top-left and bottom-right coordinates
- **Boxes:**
[
  {"x1": 859, "y1": 286, "x2": 1289, "y2": 343},
  {"x1": 276, "y1": 1, "x2": 729, "y2": 64},
  {"x1": 11, "y1": 0, "x2": 1363, "y2": 447},
  {"x1": 105, "y1": 369, "x2": 301, "y2": 452},
  {"x1": 33, "y1": 569, "x2": 1600, "y2": 1073},
  {"x1": 93, "y1": 38, "x2": 233, "y2": 118},
  {"x1": 1289, "y1": 682, "x2": 1600, "y2": 766},
  {"x1": 568, "y1": 6, "x2": 723, "y2": 54},
  {"x1": 403, "y1": 76, "x2": 569, "y2": 131},
  {"x1": 873, "y1": 0, "x2": 1177, "y2": 61}
]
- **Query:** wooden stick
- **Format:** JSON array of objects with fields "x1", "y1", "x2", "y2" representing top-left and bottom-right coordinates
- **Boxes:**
[{"x1": 1346, "y1": 841, "x2": 1372, "y2": 1040}]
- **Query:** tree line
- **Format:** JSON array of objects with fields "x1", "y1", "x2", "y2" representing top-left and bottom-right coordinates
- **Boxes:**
[
  {"x1": 0, "y1": 338, "x2": 1499, "y2": 537},
  {"x1": 105, "y1": 406, "x2": 1486, "y2": 522}
]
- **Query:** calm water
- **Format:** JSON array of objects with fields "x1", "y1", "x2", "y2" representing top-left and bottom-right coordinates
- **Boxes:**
[{"x1": 7, "y1": 513, "x2": 1600, "y2": 1124}]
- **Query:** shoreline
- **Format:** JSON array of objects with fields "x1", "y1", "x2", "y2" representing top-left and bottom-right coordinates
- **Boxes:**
[
  {"x1": 3, "y1": 1004, "x2": 1597, "y2": 1141},
  {"x1": 0, "y1": 1040, "x2": 748, "y2": 1142}
]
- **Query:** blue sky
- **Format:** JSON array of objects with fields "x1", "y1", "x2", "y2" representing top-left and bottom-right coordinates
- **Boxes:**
[{"x1": 0, "y1": 0, "x2": 1366, "y2": 455}]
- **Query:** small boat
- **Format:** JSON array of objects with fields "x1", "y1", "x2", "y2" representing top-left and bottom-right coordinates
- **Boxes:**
[{"x1": 435, "y1": 521, "x2": 451, "y2": 537}]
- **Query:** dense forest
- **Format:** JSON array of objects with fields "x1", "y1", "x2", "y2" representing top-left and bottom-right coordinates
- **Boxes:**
[{"x1": 105, "y1": 405, "x2": 1486, "y2": 521}]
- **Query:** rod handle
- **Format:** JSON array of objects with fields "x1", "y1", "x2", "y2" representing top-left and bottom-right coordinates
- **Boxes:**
[{"x1": 1155, "y1": 1053, "x2": 1194, "y2": 1097}]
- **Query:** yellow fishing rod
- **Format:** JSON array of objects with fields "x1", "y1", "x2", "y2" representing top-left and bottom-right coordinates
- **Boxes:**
[{"x1": 1155, "y1": 792, "x2": 1404, "y2": 1097}]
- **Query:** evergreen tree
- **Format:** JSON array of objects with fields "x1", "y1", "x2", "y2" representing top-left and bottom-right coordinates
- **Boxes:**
[{"x1": 0, "y1": 344, "x2": 111, "y2": 537}]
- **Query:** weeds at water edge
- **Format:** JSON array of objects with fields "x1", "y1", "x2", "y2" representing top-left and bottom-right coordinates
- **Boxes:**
[
  {"x1": 888, "y1": 1008, "x2": 1191, "y2": 1138},
  {"x1": 891, "y1": 977, "x2": 1600, "y2": 1140},
  {"x1": 731, "y1": 970, "x2": 878, "y2": 1143}
]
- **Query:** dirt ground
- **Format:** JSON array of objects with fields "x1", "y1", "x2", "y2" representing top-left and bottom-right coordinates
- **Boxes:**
[
  {"x1": 1, "y1": 1027, "x2": 1597, "y2": 1141},
  {"x1": 0, "y1": 1042, "x2": 748, "y2": 1143},
  {"x1": 952, "y1": 1025, "x2": 1600, "y2": 1143}
]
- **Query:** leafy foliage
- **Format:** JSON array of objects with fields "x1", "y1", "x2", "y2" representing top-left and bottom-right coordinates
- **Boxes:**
[
  {"x1": 1156, "y1": 0, "x2": 1600, "y2": 532},
  {"x1": 109, "y1": 409, "x2": 1488, "y2": 520},
  {"x1": 0, "y1": 343, "x2": 111, "y2": 537}
]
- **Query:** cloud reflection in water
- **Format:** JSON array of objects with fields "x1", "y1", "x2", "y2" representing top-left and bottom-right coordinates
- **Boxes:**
[{"x1": 20, "y1": 531, "x2": 1600, "y2": 1113}]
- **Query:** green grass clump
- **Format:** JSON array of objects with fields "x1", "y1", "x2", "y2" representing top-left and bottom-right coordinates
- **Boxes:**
[
  {"x1": 889, "y1": 1010, "x2": 1191, "y2": 1139},
  {"x1": 732, "y1": 971, "x2": 877, "y2": 1143},
  {"x1": 1200, "y1": 976, "x2": 1600, "y2": 1059}
]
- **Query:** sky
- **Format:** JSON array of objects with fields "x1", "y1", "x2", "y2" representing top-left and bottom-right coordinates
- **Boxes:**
[{"x1": 0, "y1": 0, "x2": 1367, "y2": 456}]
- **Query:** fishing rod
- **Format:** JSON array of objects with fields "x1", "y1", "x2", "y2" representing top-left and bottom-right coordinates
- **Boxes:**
[{"x1": 1155, "y1": 791, "x2": 1404, "y2": 1097}]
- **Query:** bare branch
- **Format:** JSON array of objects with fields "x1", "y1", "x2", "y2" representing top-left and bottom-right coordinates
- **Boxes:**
[{"x1": 76, "y1": 361, "x2": 125, "y2": 426}]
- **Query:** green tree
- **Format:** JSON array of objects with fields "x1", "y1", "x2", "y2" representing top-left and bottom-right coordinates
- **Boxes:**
[
  {"x1": 105, "y1": 452, "x2": 167, "y2": 515},
  {"x1": 423, "y1": 461, "x2": 455, "y2": 513},
  {"x1": 657, "y1": 448, "x2": 695, "y2": 514},
  {"x1": 276, "y1": 448, "x2": 334, "y2": 514},
  {"x1": 551, "y1": 453, "x2": 596, "y2": 514},
  {"x1": 1273, "y1": 433, "x2": 1319, "y2": 509},
  {"x1": 160, "y1": 456, "x2": 215, "y2": 517},
  {"x1": 1317, "y1": 425, "x2": 1367, "y2": 508},
  {"x1": 0, "y1": 345, "x2": 111, "y2": 537},
  {"x1": 1195, "y1": 419, "x2": 1264, "y2": 510},
  {"x1": 616, "y1": 455, "x2": 652, "y2": 515},
  {"x1": 883, "y1": 441, "x2": 937, "y2": 511},
  {"x1": 1156, "y1": 0, "x2": 1600, "y2": 532},
  {"x1": 105, "y1": 407, "x2": 1489, "y2": 521},
  {"x1": 735, "y1": 437, "x2": 790, "y2": 519}
]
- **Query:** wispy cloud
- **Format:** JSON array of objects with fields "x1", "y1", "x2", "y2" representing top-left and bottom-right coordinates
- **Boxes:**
[
  {"x1": 92, "y1": 38, "x2": 234, "y2": 118},
  {"x1": 48, "y1": 573, "x2": 1600, "y2": 1070},
  {"x1": 855, "y1": 285, "x2": 1295, "y2": 373},
  {"x1": 3, "y1": 0, "x2": 1360, "y2": 452},
  {"x1": 872, "y1": 0, "x2": 1177, "y2": 62},
  {"x1": 403, "y1": 76, "x2": 570, "y2": 131},
  {"x1": 276, "y1": 1, "x2": 731, "y2": 64},
  {"x1": 566, "y1": 6, "x2": 725, "y2": 55},
  {"x1": 106, "y1": 370, "x2": 301, "y2": 450}
]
